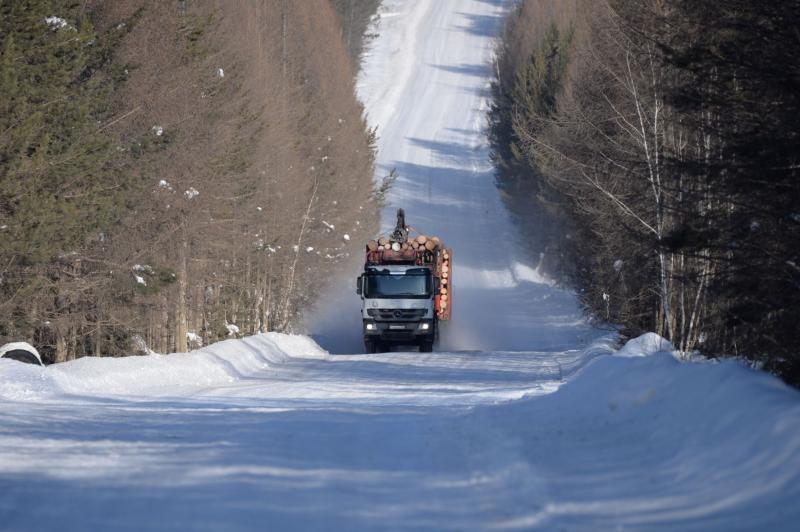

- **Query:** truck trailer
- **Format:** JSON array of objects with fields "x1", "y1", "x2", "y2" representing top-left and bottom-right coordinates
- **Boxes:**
[{"x1": 356, "y1": 209, "x2": 452, "y2": 353}]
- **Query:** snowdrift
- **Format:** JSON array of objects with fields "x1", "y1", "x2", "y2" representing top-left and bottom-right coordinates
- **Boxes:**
[{"x1": 0, "y1": 333, "x2": 327, "y2": 401}]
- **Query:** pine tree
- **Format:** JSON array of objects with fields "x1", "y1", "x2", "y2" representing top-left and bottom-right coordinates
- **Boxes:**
[{"x1": 0, "y1": 0, "x2": 132, "y2": 359}]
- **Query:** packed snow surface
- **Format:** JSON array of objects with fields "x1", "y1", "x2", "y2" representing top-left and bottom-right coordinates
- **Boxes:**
[
  {"x1": 1, "y1": 334, "x2": 799, "y2": 530},
  {"x1": 2, "y1": 1, "x2": 799, "y2": 531}
]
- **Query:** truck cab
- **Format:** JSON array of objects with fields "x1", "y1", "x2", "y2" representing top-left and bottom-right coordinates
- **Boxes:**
[{"x1": 357, "y1": 265, "x2": 438, "y2": 352}]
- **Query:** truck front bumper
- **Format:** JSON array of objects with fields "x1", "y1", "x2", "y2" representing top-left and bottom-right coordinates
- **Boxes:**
[{"x1": 363, "y1": 320, "x2": 434, "y2": 342}]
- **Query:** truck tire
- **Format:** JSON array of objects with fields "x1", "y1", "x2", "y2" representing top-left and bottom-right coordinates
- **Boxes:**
[
  {"x1": 365, "y1": 340, "x2": 380, "y2": 354},
  {"x1": 419, "y1": 339, "x2": 434, "y2": 353}
]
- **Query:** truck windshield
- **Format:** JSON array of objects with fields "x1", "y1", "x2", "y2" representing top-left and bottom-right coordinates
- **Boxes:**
[{"x1": 365, "y1": 271, "x2": 432, "y2": 299}]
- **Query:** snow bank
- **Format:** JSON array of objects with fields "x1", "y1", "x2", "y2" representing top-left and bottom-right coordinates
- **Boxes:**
[
  {"x1": 616, "y1": 332, "x2": 675, "y2": 358},
  {"x1": 0, "y1": 333, "x2": 328, "y2": 401},
  {"x1": 477, "y1": 346, "x2": 800, "y2": 530}
]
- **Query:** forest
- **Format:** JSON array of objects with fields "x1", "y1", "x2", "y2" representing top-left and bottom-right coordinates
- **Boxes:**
[
  {"x1": 0, "y1": 0, "x2": 381, "y2": 362},
  {"x1": 491, "y1": 0, "x2": 800, "y2": 384}
]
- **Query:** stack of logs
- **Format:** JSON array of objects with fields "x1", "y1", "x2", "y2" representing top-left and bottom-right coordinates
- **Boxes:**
[
  {"x1": 365, "y1": 234, "x2": 451, "y2": 318},
  {"x1": 366, "y1": 234, "x2": 442, "y2": 252},
  {"x1": 439, "y1": 248, "x2": 451, "y2": 317}
]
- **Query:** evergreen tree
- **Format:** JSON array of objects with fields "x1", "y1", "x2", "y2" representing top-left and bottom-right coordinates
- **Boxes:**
[
  {"x1": 0, "y1": 0, "x2": 124, "y2": 262},
  {"x1": 654, "y1": 0, "x2": 800, "y2": 381},
  {"x1": 0, "y1": 0, "x2": 132, "y2": 359}
]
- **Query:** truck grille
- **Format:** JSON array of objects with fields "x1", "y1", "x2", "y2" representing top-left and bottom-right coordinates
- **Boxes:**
[
  {"x1": 383, "y1": 331, "x2": 415, "y2": 341},
  {"x1": 368, "y1": 308, "x2": 427, "y2": 321}
]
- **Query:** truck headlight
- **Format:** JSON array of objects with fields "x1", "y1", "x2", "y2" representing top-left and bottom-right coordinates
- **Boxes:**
[
  {"x1": 365, "y1": 323, "x2": 376, "y2": 330},
  {"x1": 420, "y1": 322, "x2": 430, "y2": 330}
]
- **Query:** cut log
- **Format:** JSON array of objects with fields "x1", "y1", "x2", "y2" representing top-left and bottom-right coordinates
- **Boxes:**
[
  {"x1": 441, "y1": 287, "x2": 448, "y2": 295},
  {"x1": 383, "y1": 243, "x2": 391, "y2": 250},
  {"x1": 367, "y1": 240, "x2": 378, "y2": 251},
  {"x1": 416, "y1": 235, "x2": 427, "y2": 245},
  {"x1": 378, "y1": 237, "x2": 389, "y2": 246},
  {"x1": 424, "y1": 240, "x2": 436, "y2": 251},
  {"x1": 442, "y1": 264, "x2": 449, "y2": 273}
]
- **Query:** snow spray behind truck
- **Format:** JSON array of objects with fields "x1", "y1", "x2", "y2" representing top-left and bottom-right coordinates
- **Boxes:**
[{"x1": 356, "y1": 209, "x2": 452, "y2": 353}]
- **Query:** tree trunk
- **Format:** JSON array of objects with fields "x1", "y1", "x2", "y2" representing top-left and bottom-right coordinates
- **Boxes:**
[
  {"x1": 175, "y1": 228, "x2": 189, "y2": 352},
  {"x1": 54, "y1": 333, "x2": 68, "y2": 364}
]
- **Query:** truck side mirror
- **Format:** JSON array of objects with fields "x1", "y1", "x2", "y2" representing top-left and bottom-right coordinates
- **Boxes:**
[{"x1": 356, "y1": 275, "x2": 363, "y2": 295}]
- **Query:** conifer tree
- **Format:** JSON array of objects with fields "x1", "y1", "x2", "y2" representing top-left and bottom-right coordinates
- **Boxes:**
[{"x1": 0, "y1": 0, "x2": 129, "y2": 359}]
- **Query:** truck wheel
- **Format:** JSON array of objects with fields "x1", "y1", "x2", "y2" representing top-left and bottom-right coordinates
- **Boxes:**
[
  {"x1": 419, "y1": 340, "x2": 434, "y2": 353},
  {"x1": 365, "y1": 340, "x2": 380, "y2": 354}
]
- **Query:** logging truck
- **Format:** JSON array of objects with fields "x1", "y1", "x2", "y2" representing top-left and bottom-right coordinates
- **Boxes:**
[{"x1": 356, "y1": 209, "x2": 452, "y2": 353}]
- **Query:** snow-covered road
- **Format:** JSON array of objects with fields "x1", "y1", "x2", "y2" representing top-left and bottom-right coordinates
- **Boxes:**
[
  {"x1": 308, "y1": 0, "x2": 595, "y2": 354},
  {"x1": 2, "y1": 1, "x2": 800, "y2": 531},
  {"x1": 2, "y1": 333, "x2": 799, "y2": 531}
]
